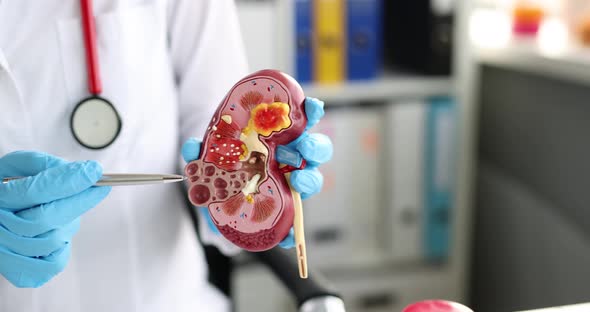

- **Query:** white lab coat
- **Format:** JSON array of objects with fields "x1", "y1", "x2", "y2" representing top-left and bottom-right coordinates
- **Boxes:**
[{"x1": 0, "y1": 0, "x2": 248, "y2": 311}]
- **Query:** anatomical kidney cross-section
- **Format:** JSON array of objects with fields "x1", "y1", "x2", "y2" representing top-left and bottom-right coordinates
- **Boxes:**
[{"x1": 185, "y1": 70, "x2": 307, "y2": 251}]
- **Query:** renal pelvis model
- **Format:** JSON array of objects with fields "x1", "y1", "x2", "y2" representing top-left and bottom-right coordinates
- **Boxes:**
[{"x1": 185, "y1": 70, "x2": 307, "y2": 252}]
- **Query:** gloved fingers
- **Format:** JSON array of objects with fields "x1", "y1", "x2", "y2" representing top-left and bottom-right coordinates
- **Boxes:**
[
  {"x1": 276, "y1": 145, "x2": 304, "y2": 168},
  {"x1": 304, "y1": 97, "x2": 325, "y2": 130},
  {"x1": 0, "y1": 151, "x2": 67, "y2": 178},
  {"x1": 182, "y1": 137, "x2": 202, "y2": 163},
  {"x1": 0, "y1": 219, "x2": 79, "y2": 257},
  {"x1": 0, "y1": 161, "x2": 104, "y2": 210},
  {"x1": 290, "y1": 167, "x2": 324, "y2": 197},
  {"x1": 0, "y1": 244, "x2": 71, "y2": 288},
  {"x1": 36, "y1": 218, "x2": 80, "y2": 240},
  {"x1": 0, "y1": 209, "x2": 41, "y2": 237},
  {"x1": 6, "y1": 186, "x2": 110, "y2": 236},
  {"x1": 278, "y1": 228, "x2": 295, "y2": 249},
  {"x1": 300, "y1": 192, "x2": 314, "y2": 201},
  {"x1": 277, "y1": 133, "x2": 333, "y2": 168},
  {"x1": 294, "y1": 133, "x2": 333, "y2": 166}
]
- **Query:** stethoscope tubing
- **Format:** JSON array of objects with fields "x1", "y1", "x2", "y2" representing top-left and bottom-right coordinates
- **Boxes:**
[
  {"x1": 71, "y1": 0, "x2": 122, "y2": 150},
  {"x1": 80, "y1": 0, "x2": 102, "y2": 95}
]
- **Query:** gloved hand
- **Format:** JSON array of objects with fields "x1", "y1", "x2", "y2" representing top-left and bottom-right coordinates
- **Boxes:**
[
  {"x1": 0, "y1": 151, "x2": 110, "y2": 288},
  {"x1": 182, "y1": 97, "x2": 333, "y2": 249}
]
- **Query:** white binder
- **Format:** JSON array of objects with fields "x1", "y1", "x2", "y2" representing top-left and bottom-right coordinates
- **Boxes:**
[
  {"x1": 304, "y1": 106, "x2": 383, "y2": 268},
  {"x1": 384, "y1": 101, "x2": 427, "y2": 263},
  {"x1": 235, "y1": 0, "x2": 278, "y2": 72}
]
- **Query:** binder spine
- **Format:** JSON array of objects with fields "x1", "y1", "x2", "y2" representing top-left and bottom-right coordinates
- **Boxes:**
[
  {"x1": 386, "y1": 101, "x2": 426, "y2": 263},
  {"x1": 346, "y1": 0, "x2": 382, "y2": 80},
  {"x1": 314, "y1": 0, "x2": 346, "y2": 83},
  {"x1": 424, "y1": 97, "x2": 456, "y2": 261},
  {"x1": 295, "y1": 0, "x2": 313, "y2": 83}
]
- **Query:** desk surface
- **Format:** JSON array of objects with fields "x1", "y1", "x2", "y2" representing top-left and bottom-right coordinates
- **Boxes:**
[{"x1": 519, "y1": 303, "x2": 590, "y2": 312}]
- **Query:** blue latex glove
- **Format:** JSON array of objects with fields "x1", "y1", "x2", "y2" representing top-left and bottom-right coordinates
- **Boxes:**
[
  {"x1": 182, "y1": 97, "x2": 333, "y2": 249},
  {"x1": 0, "y1": 151, "x2": 110, "y2": 288}
]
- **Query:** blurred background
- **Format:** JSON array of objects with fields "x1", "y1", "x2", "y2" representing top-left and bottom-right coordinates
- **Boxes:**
[{"x1": 225, "y1": 0, "x2": 590, "y2": 311}]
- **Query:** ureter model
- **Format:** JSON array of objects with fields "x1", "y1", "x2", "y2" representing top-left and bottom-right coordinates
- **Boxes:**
[{"x1": 286, "y1": 172, "x2": 307, "y2": 279}]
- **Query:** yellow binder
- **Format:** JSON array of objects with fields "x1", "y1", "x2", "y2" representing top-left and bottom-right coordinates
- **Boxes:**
[{"x1": 314, "y1": 0, "x2": 345, "y2": 83}]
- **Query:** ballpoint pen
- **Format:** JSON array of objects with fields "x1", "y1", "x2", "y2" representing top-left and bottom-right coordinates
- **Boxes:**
[{"x1": 1, "y1": 174, "x2": 187, "y2": 187}]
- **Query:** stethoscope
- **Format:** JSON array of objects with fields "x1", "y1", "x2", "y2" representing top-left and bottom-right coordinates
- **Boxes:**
[{"x1": 70, "y1": 0, "x2": 122, "y2": 149}]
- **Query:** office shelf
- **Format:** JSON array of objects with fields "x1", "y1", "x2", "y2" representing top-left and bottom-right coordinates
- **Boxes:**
[
  {"x1": 478, "y1": 40, "x2": 590, "y2": 85},
  {"x1": 302, "y1": 74, "x2": 454, "y2": 105},
  {"x1": 234, "y1": 1, "x2": 475, "y2": 310}
]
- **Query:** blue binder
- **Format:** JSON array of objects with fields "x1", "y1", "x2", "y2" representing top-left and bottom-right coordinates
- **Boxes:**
[
  {"x1": 295, "y1": 0, "x2": 313, "y2": 83},
  {"x1": 424, "y1": 97, "x2": 456, "y2": 261},
  {"x1": 346, "y1": 0, "x2": 382, "y2": 80}
]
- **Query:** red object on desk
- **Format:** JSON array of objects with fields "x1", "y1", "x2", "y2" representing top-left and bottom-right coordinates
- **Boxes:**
[{"x1": 403, "y1": 300, "x2": 473, "y2": 312}]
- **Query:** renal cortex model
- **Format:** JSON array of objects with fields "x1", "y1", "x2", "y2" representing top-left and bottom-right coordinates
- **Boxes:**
[{"x1": 185, "y1": 70, "x2": 309, "y2": 278}]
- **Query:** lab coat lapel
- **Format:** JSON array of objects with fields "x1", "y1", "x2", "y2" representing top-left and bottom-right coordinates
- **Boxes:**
[{"x1": 0, "y1": 49, "x2": 34, "y2": 152}]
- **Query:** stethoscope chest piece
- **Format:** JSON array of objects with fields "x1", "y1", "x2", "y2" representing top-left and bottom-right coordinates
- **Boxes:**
[
  {"x1": 71, "y1": 96, "x2": 121, "y2": 149},
  {"x1": 72, "y1": 0, "x2": 123, "y2": 150}
]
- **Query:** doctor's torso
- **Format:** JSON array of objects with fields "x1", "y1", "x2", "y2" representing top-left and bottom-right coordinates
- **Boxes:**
[
  {"x1": 0, "y1": 0, "x2": 246, "y2": 311},
  {"x1": 0, "y1": 0, "x2": 178, "y2": 156}
]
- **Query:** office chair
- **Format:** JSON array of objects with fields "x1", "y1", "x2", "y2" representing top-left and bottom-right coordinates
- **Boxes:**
[{"x1": 185, "y1": 195, "x2": 346, "y2": 312}]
